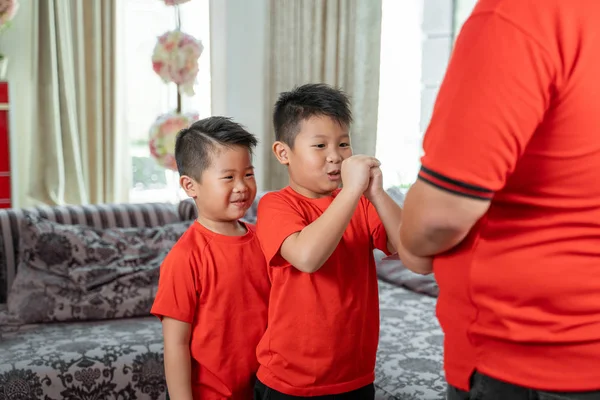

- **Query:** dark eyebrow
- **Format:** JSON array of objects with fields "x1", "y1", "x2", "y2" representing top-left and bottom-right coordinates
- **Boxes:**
[
  {"x1": 311, "y1": 134, "x2": 350, "y2": 139},
  {"x1": 220, "y1": 165, "x2": 254, "y2": 173}
]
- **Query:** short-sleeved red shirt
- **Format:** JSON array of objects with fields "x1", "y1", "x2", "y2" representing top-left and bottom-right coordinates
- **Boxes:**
[
  {"x1": 420, "y1": 0, "x2": 600, "y2": 391},
  {"x1": 255, "y1": 187, "x2": 389, "y2": 396},
  {"x1": 151, "y1": 222, "x2": 270, "y2": 399}
]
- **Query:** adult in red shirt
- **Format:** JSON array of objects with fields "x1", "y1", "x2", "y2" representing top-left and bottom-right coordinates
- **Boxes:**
[{"x1": 399, "y1": 0, "x2": 600, "y2": 398}]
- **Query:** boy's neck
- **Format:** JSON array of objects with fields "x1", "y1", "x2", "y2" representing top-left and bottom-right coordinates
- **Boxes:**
[
  {"x1": 196, "y1": 215, "x2": 247, "y2": 236},
  {"x1": 289, "y1": 182, "x2": 335, "y2": 199}
]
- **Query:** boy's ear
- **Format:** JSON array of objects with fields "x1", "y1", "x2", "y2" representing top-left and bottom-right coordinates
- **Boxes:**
[
  {"x1": 180, "y1": 174, "x2": 199, "y2": 198},
  {"x1": 272, "y1": 141, "x2": 290, "y2": 165}
]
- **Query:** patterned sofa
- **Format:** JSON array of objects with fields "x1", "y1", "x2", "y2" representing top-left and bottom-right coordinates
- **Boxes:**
[
  {"x1": 0, "y1": 201, "x2": 197, "y2": 400},
  {"x1": 0, "y1": 195, "x2": 445, "y2": 400}
]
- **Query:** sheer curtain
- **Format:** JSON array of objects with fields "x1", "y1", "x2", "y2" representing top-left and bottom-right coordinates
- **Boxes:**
[
  {"x1": 265, "y1": 0, "x2": 384, "y2": 190},
  {"x1": 27, "y1": 0, "x2": 126, "y2": 205}
]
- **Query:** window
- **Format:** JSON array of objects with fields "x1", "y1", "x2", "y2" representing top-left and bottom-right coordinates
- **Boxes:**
[
  {"x1": 376, "y1": 0, "x2": 424, "y2": 190},
  {"x1": 376, "y1": 0, "x2": 477, "y2": 191},
  {"x1": 453, "y1": 0, "x2": 478, "y2": 40},
  {"x1": 116, "y1": 0, "x2": 211, "y2": 204}
]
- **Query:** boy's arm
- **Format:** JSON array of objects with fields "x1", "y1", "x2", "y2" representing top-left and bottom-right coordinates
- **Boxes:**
[
  {"x1": 162, "y1": 317, "x2": 193, "y2": 400},
  {"x1": 280, "y1": 187, "x2": 362, "y2": 273},
  {"x1": 365, "y1": 167, "x2": 434, "y2": 274},
  {"x1": 150, "y1": 247, "x2": 199, "y2": 400},
  {"x1": 278, "y1": 155, "x2": 379, "y2": 273},
  {"x1": 368, "y1": 190, "x2": 434, "y2": 274},
  {"x1": 364, "y1": 166, "x2": 401, "y2": 254},
  {"x1": 367, "y1": 190, "x2": 401, "y2": 254}
]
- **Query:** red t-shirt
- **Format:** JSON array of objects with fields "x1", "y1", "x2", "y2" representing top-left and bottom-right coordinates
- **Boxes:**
[
  {"x1": 255, "y1": 187, "x2": 389, "y2": 396},
  {"x1": 420, "y1": 0, "x2": 600, "y2": 391},
  {"x1": 151, "y1": 221, "x2": 270, "y2": 399}
]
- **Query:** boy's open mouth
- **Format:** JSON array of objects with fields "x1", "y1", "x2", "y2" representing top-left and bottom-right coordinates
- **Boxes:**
[{"x1": 327, "y1": 170, "x2": 341, "y2": 180}]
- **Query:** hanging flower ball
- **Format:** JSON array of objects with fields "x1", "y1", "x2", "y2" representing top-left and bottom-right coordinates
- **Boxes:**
[
  {"x1": 152, "y1": 30, "x2": 204, "y2": 96},
  {"x1": 149, "y1": 112, "x2": 199, "y2": 171},
  {"x1": 0, "y1": 0, "x2": 19, "y2": 27},
  {"x1": 162, "y1": 0, "x2": 190, "y2": 5}
]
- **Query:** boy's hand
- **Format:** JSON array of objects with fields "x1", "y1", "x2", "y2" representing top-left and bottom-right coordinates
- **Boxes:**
[
  {"x1": 364, "y1": 166, "x2": 385, "y2": 202},
  {"x1": 341, "y1": 155, "x2": 381, "y2": 196}
]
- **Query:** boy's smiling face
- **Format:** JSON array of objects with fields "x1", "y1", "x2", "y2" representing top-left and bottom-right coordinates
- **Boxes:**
[
  {"x1": 181, "y1": 144, "x2": 257, "y2": 233},
  {"x1": 273, "y1": 115, "x2": 352, "y2": 199}
]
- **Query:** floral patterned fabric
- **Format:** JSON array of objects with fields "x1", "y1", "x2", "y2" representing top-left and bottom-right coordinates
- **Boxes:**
[
  {"x1": 0, "y1": 317, "x2": 166, "y2": 400},
  {"x1": 375, "y1": 281, "x2": 445, "y2": 399},
  {"x1": 0, "y1": 280, "x2": 444, "y2": 400},
  {"x1": 5, "y1": 213, "x2": 192, "y2": 325}
]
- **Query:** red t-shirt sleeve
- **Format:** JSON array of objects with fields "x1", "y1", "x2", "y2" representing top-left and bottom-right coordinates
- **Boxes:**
[
  {"x1": 151, "y1": 244, "x2": 200, "y2": 323},
  {"x1": 419, "y1": 10, "x2": 556, "y2": 199},
  {"x1": 256, "y1": 192, "x2": 307, "y2": 268},
  {"x1": 365, "y1": 198, "x2": 390, "y2": 255}
]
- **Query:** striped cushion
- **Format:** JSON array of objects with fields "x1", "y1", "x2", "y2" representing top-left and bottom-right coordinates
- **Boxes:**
[
  {"x1": 177, "y1": 199, "x2": 197, "y2": 221},
  {"x1": 0, "y1": 203, "x2": 181, "y2": 304}
]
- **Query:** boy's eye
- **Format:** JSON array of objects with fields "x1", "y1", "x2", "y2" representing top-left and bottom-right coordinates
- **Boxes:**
[
  {"x1": 222, "y1": 176, "x2": 233, "y2": 180},
  {"x1": 340, "y1": 143, "x2": 350, "y2": 148},
  {"x1": 313, "y1": 144, "x2": 326, "y2": 149},
  {"x1": 246, "y1": 173, "x2": 255, "y2": 178}
]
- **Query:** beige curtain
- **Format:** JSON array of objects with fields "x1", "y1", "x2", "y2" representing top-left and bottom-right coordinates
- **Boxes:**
[
  {"x1": 264, "y1": 0, "x2": 383, "y2": 190},
  {"x1": 27, "y1": 0, "x2": 125, "y2": 205}
]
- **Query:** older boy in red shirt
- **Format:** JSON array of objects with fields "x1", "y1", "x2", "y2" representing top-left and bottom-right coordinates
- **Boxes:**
[
  {"x1": 253, "y1": 83, "x2": 424, "y2": 399},
  {"x1": 151, "y1": 116, "x2": 270, "y2": 400}
]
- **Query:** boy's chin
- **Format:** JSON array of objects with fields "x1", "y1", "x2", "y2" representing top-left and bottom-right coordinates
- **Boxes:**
[
  {"x1": 226, "y1": 207, "x2": 250, "y2": 220},
  {"x1": 310, "y1": 184, "x2": 340, "y2": 197},
  {"x1": 322, "y1": 181, "x2": 342, "y2": 192}
]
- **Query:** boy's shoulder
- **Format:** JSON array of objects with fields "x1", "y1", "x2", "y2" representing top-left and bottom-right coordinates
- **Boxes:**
[
  {"x1": 164, "y1": 222, "x2": 210, "y2": 260},
  {"x1": 257, "y1": 187, "x2": 295, "y2": 208},
  {"x1": 260, "y1": 187, "x2": 291, "y2": 200}
]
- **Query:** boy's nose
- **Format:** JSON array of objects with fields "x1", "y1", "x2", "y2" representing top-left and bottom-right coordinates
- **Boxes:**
[
  {"x1": 233, "y1": 181, "x2": 248, "y2": 193},
  {"x1": 327, "y1": 150, "x2": 342, "y2": 163}
]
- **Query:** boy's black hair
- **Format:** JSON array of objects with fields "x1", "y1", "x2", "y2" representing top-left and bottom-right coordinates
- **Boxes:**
[
  {"x1": 273, "y1": 83, "x2": 353, "y2": 148},
  {"x1": 175, "y1": 116, "x2": 257, "y2": 181}
]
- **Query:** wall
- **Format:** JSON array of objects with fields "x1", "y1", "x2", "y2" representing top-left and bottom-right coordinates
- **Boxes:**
[
  {"x1": 420, "y1": 0, "x2": 453, "y2": 135},
  {"x1": 210, "y1": 0, "x2": 270, "y2": 191},
  {"x1": 420, "y1": 0, "x2": 477, "y2": 134},
  {"x1": 0, "y1": 0, "x2": 34, "y2": 208}
]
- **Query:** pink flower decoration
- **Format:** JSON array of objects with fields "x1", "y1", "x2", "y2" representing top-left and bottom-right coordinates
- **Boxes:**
[
  {"x1": 148, "y1": 112, "x2": 199, "y2": 171},
  {"x1": 152, "y1": 30, "x2": 203, "y2": 96},
  {"x1": 0, "y1": 0, "x2": 18, "y2": 26},
  {"x1": 162, "y1": 0, "x2": 190, "y2": 5}
]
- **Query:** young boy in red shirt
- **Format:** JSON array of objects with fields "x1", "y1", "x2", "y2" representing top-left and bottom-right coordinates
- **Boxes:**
[
  {"x1": 151, "y1": 116, "x2": 270, "y2": 400},
  {"x1": 253, "y1": 83, "x2": 410, "y2": 399}
]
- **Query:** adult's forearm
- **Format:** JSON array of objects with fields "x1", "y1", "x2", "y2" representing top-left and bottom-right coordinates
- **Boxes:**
[
  {"x1": 395, "y1": 233, "x2": 434, "y2": 274},
  {"x1": 400, "y1": 222, "x2": 467, "y2": 257}
]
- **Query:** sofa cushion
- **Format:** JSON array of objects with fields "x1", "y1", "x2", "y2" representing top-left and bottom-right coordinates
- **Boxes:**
[
  {"x1": 0, "y1": 202, "x2": 182, "y2": 304},
  {"x1": 177, "y1": 198, "x2": 197, "y2": 221},
  {"x1": 6, "y1": 213, "x2": 191, "y2": 324},
  {"x1": 374, "y1": 250, "x2": 439, "y2": 297}
]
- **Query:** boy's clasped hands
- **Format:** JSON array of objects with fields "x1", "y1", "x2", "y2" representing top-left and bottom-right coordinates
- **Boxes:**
[{"x1": 340, "y1": 155, "x2": 383, "y2": 200}]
